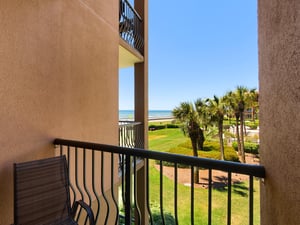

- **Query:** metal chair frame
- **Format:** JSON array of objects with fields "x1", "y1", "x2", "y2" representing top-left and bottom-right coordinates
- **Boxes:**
[{"x1": 13, "y1": 155, "x2": 95, "y2": 225}]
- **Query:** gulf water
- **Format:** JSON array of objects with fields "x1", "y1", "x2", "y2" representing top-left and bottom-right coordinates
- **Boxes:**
[{"x1": 119, "y1": 110, "x2": 172, "y2": 120}]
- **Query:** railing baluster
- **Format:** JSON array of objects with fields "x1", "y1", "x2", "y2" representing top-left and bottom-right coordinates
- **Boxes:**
[
  {"x1": 174, "y1": 163, "x2": 179, "y2": 225},
  {"x1": 133, "y1": 156, "x2": 142, "y2": 225},
  {"x1": 227, "y1": 172, "x2": 232, "y2": 225},
  {"x1": 146, "y1": 159, "x2": 153, "y2": 224},
  {"x1": 111, "y1": 153, "x2": 119, "y2": 224},
  {"x1": 208, "y1": 169, "x2": 212, "y2": 225},
  {"x1": 82, "y1": 149, "x2": 92, "y2": 225},
  {"x1": 191, "y1": 166, "x2": 194, "y2": 225},
  {"x1": 122, "y1": 153, "x2": 126, "y2": 202},
  {"x1": 101, "y1": 151, "x2": 110, "y2": 224},
  {"x1": 125, "y1": 154, "x2": 132, "y2": 225},
  {"x1": 249, "y1": 175, "x2": 254, "y2": 225},
  {"x1": 67, "y1": 146, "x2": 76, "y2": 206},
  {"x1": 159, "y1": 161, "x2": 165, "y2": 225},
  {"x1": 91, "y1": 151, "x2": 100, "y2": 223},
  {"x1": 74, "y1": 147, "x2": 85, "y2": 221},
  {"x1": 75, "y1": 147, "x2": 84, "y2": 200},
  {"x1": 83, "y1": 149, "x2": 90, "y2": 203}
]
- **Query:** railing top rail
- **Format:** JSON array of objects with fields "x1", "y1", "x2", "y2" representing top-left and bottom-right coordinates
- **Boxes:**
[
  {"x1": 119, "y1": 121, "x2": 142, "y2": 127},
  {"x1": 54, "y1": 138, "x2": 265, "y2": 178}
]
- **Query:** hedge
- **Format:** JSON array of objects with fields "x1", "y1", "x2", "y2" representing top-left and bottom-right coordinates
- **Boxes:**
[
  {"x1": 149, "y1": 124, "x2": 179, "y2": 131},
  {"x1": 157, "y1": 140, "x2": 239, "y2": 167},
  {"x1": 232, "y1": 142, "x2": 259, "y2": 154}
]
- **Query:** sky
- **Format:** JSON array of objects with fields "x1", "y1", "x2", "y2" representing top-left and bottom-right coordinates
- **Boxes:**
[{"x1": 119, "y1": 0, "x2": 258, "y2": 110}]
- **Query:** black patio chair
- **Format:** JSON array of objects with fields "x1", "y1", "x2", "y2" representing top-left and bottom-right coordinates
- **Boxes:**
[{"x1": 13, "y1": 155, "x2": 95, "y2": 225}]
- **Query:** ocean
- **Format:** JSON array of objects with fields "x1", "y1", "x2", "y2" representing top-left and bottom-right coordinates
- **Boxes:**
[{"x1": 119, "y1": 110, "x2": 173, "y2": 120}]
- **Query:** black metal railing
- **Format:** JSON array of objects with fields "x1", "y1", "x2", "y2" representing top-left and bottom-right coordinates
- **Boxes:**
[
  {"x1": 119, "y1": 121, "x2": 144, "y2": 149},
  {"x1": 54, "y1": 138, "x2": 265, "y2": 225},
  {"x1": 119, "y1": 0, "x2": 144, "y2": 54}
]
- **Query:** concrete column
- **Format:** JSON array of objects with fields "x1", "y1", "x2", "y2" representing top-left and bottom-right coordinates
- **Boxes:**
[
  {"x1": 258, "y1": 0, "x2": 300, "y2": 224},
  {"x1": 134, "y1": 1, "x2": 149, "y2": 225},
  {"x1": 134, "y1": 0, "x2": 148, "y2": 150}
]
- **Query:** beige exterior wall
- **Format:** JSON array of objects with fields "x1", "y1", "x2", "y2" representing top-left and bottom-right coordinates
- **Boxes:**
[
  {"x1": 0, "y1": 0, "x2": 119, "y2": 223},
  {"x1": 258, "y1": 0, "x2": 300, "y2": 224}
]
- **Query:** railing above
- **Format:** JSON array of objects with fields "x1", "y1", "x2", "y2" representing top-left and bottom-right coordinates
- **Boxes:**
[
  {"x1": 119, "y1": 0, "x2": 144, "y2": 54},
  {"x1": 119, "y1": 121, "x2": 144, "y2": 149}
]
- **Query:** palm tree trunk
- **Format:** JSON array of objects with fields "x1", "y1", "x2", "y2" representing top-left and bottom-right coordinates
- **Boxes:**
[
  {"x1": 191, "y1": 138, "x2": 200, "y2": 183},
  {"x1": 218, "y1": 119, "x2": 225, "y2": 160},
  {"x1": 252, "y1": 107, "x2": 255, "y2": 122},
  {"x1": 240, "y1": 112, "x2": 246, "y2": 163},
  {"x1": 235, "y1": 115, "x2": 242, "y2": 156}
]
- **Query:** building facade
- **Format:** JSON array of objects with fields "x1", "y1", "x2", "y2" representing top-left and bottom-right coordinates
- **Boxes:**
[{"x1": 0, "y1": 0, "x2": 147, "y2": 224}]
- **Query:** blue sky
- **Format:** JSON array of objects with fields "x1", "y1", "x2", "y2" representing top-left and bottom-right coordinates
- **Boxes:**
[{"x1": 119, "y1": 1, "x2": 258, "y2": 110}]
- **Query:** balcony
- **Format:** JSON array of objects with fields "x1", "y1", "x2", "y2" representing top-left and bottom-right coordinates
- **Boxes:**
[
  {"x1": 54, "y1": 138, "x2": 265, "y2": 225},
  {"x1": 119, "y1": 121, "x2": 144, "y2": 149},
  {"x1": 119, "y1": 0, "x2": 144, "y2": 55},
  {"x1": 119, "y1": 0, "x2": 144, "y2": 68}
]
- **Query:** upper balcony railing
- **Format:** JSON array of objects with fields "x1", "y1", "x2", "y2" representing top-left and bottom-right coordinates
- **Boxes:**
[
  {"x1": 54, "y1": 138, "x2": 265, "y2": 225},
  {"x1": 119, "y1": 0, "x2": 144, "y2": 54},
  {"x1": 119, "y1": 121, "x2": 144, "y2": 149}
]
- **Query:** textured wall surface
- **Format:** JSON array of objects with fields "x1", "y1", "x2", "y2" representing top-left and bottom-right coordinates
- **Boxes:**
[
  {"x1": 259, "y1": 0, "x2": 300, "y2": 224},
  {"x1": 0, "y1": 0, "x2": 119, "y2": 223}
]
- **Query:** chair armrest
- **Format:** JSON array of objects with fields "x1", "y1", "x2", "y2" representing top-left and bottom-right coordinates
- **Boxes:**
[{"x1": 72, "y1": 200, "x2": 95, "y2": 225}]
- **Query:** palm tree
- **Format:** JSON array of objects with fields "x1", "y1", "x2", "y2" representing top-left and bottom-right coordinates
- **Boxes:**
[
  {"x1": 247, "y1": 88, "x2": 259, "y2": 122},
  {"x1": 223, "y1": 91, "x2": 241, "y2": 156},
  {"x1": 172, "y1": 102, "x2": 204, "y2": 156},
  {"x1": 235, "y1": 86, "x2": 250, "y2": 163},
  {"x1": 224, "y1": 88, "x2": 247, "y2": 163},
  {"x1": 195, "y1": 98, "x2": 210, "y2": 132},
  {"x1": 173, "y1": 102, "x2": 204, "y2": 183},
  {"x1": 205, "y1": 96, "x2": 226, "y2": 160}
]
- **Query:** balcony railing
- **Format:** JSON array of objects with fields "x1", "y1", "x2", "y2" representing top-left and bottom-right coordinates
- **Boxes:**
[
  {"x1": 119, "y1": 0, "x2": 144, "y2": 54},
  {"x1": 119, "y1": 121, "x2": 144, "y2": 148},
  {"x1": 54, "y1": 138, "x2": 265, "y2": 225}
]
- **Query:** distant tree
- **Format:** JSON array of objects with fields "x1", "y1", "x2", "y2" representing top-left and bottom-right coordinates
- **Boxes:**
[
  {"x1": 172, "y1": 102, "x2": 204, "y2": 183},
  {"x1": 195, "y1": 98, "x2": 210, "y2": 132},
  {"x1": 248, "y1": 88, "x2": 259, "y2": 122},
  {"x1": 205, "y1": 95, "x2": 227, "y2": 160},
  {"x1": 223, "y1": 89, "x2": 246, "y2": 162}
]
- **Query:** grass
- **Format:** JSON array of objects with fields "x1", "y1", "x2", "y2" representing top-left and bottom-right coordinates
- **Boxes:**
[
  {"x1": 148, "y1": 127, "x2": 261, "y2": 225},
  {"x1": 149, "y1": 128, "x2": 188, "y2": 152}
]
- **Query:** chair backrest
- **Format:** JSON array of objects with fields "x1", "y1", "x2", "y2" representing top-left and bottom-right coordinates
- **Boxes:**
[{"x1": 14, "y1": 156, "x2": 72, "y2": 225}]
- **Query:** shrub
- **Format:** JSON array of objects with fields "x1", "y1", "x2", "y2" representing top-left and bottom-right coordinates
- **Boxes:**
[
  {"x1": 232, "y1": 142, "x2": 238, "y2": 151},
  {"x1": 245, "y1": 121, "x2": 259, "y2": 129},
  {"x1": 150, "y1": 203, "x2": 176, "y2": 225},
  {"x1": 152, "y1": 212, "x2": 176, "y2": 225},
  {"x1": 232, "y1": 142, "x2": 259, "y2": 154},
  {"x1": 166, "y1": 124, "x2": 180, "y2": 128},
  {"x1": 161, "y1": 140, "x2": 239, "y2": 164},
  {"x1": 149, "y1": 124, "x2": 166, "y2": 131},
  {"x1": 149, "y1": 124, "x2": 180, "y2": 131},
  {"x1": 224, "y1": 146, "x2": 240, "y2": 162}
]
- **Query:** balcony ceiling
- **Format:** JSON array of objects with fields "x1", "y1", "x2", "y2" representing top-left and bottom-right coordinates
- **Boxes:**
[{"x1": 119, "y1": 40, "x2": 144, "y2": 68}]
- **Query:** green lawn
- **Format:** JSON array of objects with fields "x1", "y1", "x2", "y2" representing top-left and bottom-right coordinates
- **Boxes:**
[
  {"x1": 148, "y1": 127, "x2": 260, "y2": 225},
  {"x1": 149, "y1": 128, "x2": 188, "y2": 152}
]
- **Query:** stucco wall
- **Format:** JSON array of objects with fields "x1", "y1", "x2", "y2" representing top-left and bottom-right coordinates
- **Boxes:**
[
  {"x1": 0, "y1": 0, "x2": 119, "y2": 223},
  {"x1": 258, "y1": 0, "x2": 300, "y2": 224}
]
